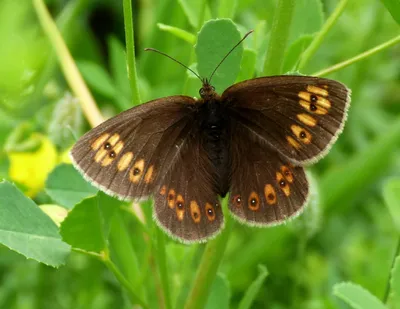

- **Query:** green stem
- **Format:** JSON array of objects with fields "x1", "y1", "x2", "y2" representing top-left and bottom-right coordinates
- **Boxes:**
[
  {"x1": 263, "y1": 0, "x2": 296, "y2": 76},
  {"x1": 109, "y1": 212, "x2": 144, "y2": 296},
  {"x1": 314, "y1": 34, "x2": 400, "y2": 77},
  {"x1": 123, "y1": 0, "x2": 142, "y2": 105},
  {"x1": 298, "y1": 0, "x2": 349, "y2": 71},
  {"x1": 183, "y1": 199, "x2": 232, "y2": 309},
  {"x1": 33, "y1": 0, "x2": 104, "y2": 127},
  {"x1": 102, "y1": 252, "x2": 150, "y2": 309},
  {"x1": 26, "y1": 0, "x2": 90, "y2": 117},
  {"x1": 156, "y1": 229, "x2": 172, "y2": 309},
  {"x1": 383, "y1": 237, "x2": 400, "y2": 303}
]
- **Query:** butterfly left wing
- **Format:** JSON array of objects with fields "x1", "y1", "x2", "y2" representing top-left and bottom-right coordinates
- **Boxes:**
[
  {"x1": 154, "y1": 125, "x2": 224, "y2": 243},
  {"x1": 222, "y1": 75, "x2": 350, "y2": 165},
  {"x1": 70, "y1": 96, "x2": 198, "y2": 200},
  {"x1": 228, "y1": 118, "x2": 309, "y2": 225},
  {"x1": 70, "y1": 96, "x2": 224, "y2": 243}
]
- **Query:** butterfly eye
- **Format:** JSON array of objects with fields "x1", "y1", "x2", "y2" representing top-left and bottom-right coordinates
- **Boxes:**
[{"x1": 199, "y1": 88, "x2": 205, "y2": 96}]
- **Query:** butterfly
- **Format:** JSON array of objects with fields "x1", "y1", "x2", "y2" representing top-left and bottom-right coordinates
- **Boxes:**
[{"x1": 70, "y1": 34, "x2": 351, "y2": 244}]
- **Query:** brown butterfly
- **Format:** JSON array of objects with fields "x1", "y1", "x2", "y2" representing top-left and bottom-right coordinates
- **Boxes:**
[{"x1": 70, "y1": 33, "x2": 351, "y2": 243}]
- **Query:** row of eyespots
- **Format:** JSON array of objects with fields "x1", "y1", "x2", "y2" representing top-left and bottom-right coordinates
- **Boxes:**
[
  {"x1": 232, "y1": 165, "x2": 294, "y2": 211},
  {"x1": 159, "y1": 186, "x2": 217, "y2": 223},
  {"x1": 287, "y1": 85, "x2": 331, "y2": 150},
  {"x1": 91, "y1": 133, "x2": 154, "y2": 184}
]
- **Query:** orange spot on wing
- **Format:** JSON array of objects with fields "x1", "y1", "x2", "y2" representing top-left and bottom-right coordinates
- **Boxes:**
[
  {"x1": 190, "y1": 201, "x2": 201, "y2": 223},
  {"x1": 248, "y1": 191, "x2": 260, "y2": 211},
  {"x1": 276, "y1": 172, "x2": 290, "y2": 196},
  {"x1": 291, "y1": 125, "x2": 312, "y2": 144},
  {"x1": 144, "y1": 165, "x2": 154, "y2": 183},
  {"x1": 167, "y1": 189, "x2": 176, "y2": 208},
  {"x1": 264, "y1": 184, "x2": 277, "y2": 205},
  {"x1": 205, "y1": 203, "x2": 216, "y2": 221},
  {"x1": 176, "y1": 194, "x2": 185, "y2": 221},
  {"x1": 307, "y1": 85, "x2": 328, "y2": 97},
  {"x1": 281, "y1": 166, "x2": 293, "y2": 183},
  {"x1": 91, "y1": 133, "x2": 110, "y2": 150},
  {"x1": 117, "y1": 152, "x2": 133, "y2": 171}
]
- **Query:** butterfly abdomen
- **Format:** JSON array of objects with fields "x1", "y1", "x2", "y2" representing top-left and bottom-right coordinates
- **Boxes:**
[{"x1": 199, "y1": 99, "x2": 230, "y2": 196}]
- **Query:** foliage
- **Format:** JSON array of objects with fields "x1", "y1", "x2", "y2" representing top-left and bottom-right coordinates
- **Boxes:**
[{"x1": 0, "y1": 0, "x2": 399, "y2": 308}]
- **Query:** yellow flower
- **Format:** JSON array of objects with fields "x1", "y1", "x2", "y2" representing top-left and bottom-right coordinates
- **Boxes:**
[{"x1": 8, "y1": 134, "x2": 58, "y2": 197}]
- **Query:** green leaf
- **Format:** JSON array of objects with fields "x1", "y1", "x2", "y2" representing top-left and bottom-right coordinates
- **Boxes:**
[
  {"x1": 178, "y1": 0, "x2": 211, "y2": 29},
  {"x1": 380, "y1": 0, "x2": 400, "y2": 25},
  {"x1": 60, "y1": 192, "x2": 120, "y2": 252},
  {"x1": 391, "y1": 256, "x2": 400, "y2": 308},
  {"x1": 289, "y1": 0, "x2": 324, "y2": 43},
  {"x1": 196, "y1": 19, "x2": 243, "y2": 93},
  {"x1": 238, "y1": 265, "x2": 269, "y2": 309},
  {"x1": 383, "y1": 178, "x2": 400, "y2": 232},
  {"x1": 333, "y1": 282, "x2": 387, "y2": 309},
  {"x1": 77, "y1": 60, "x2": 116, "y2": 98},
  {"x1": 237, "y1": 49, "x2": 257, "y2": 82},
  {"x1": 205, "y1": 273, "x2": 231, "y2": 309},
  {"x1": 0, "y1": 181, "x2": 70, "y2": 267},
  {"x1": 282, "y1": 34, "x2": 313, "y2": 72},
  {"x1": 157, "y1": 23, "x2": 196, "y2": 44},
  {"x1": 45, "y1": 164, "x2": 98, "y2": 209}
]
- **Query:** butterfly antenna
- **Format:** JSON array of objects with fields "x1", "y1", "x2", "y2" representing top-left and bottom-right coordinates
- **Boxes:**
[
  {"x1": 144, "y1": 48, "x2": 203, "y2": 82},
  {"x1": 209, "y1": 30, "x2": 254, "y2": 84}
]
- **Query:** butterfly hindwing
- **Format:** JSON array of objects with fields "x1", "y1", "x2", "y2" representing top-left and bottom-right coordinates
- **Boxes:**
[
  {"x1": 223, "y1": 76, "x2": 350, "y2": 165},
  {"x1": 228, "y1": 119, "x2": 309, "y2": 225},
  {"x1": 154, "y1": 126, "x2": 224, "y2": 243}
]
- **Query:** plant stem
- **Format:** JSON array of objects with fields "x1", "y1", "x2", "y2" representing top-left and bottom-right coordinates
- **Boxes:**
[
  {"x1": 156, "y1": 229, "x2": 172, "y2": 309},
  {"x1": 183, "y1": 199, "x2": 232, "y2": 309},
  {"x1": 298, "y1": 0, "x2": 349, "y2": 71},
  {"x1": 313, "y1": 34, "x2": 400, "y2": 76},
  {"x1": 33, "y1": 0, "x2": 104, "y2": 127},
  {"x1": 123, "y1": 0, "x2": 142, "y2": 105},
  {"x1": 263, "y1": 0, "x2": 296, "y2": 76},
  {"x1": 102, "y1": 252, "x2": 150, "y2": 309},
  {"x1": 383, "y1": 237, "x2": 400, "y2": 303}
]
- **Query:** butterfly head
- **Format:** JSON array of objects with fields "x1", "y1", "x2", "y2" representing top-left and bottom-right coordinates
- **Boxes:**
[{"x1": 199, "y1": 79, "x2": 217, "y2": 100}]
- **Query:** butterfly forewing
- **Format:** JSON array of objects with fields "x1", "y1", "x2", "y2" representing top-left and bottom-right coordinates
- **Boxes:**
[
  {"x1": 228, "y1": 118, "x2": 309, "y2": 225},
  {"x1": 223, "y1": 76, "x2": 350, "y2": 165},
  {"x1": 70, "y1": 96, "x2": 197, "y2": 200}
]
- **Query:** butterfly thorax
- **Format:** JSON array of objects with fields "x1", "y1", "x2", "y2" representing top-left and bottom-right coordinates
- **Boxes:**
[{"x1": 198, "y1": 88, "x2": 230, "y2": 196}]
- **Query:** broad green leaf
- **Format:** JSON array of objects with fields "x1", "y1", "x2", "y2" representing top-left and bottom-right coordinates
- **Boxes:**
[
  {"x1": 77, "y1": 60, "x2": 116, "y2": 98},
  {"x1": 178, "y1": 0, "x2": 211, "y2": 29},
  {"x1": 205, "y1": 273, "x2": 231, "y2": 309},
  {"x1": 391, "y1": 256, "x2": 400, "y2": 308},
  {"x1": 333, "y1": 282, "x2": 387, "y2": 309},
  {"x1": 380, "y1": 0, "x2": 400, "y2": 25},
  {"x1": 60, "y1": 192, "x2": 120, "y2": 252},
  {"x1": 289, "y1": 0, "x2": 324, "y2": 43},
  {"x1": 238, "y1": 265, "x2": 269, "y2": 309},
  {"x1": 45, "y1": 164, "x2": 98, "y2": 209},
  {"x1": 196, "y1": 19, "x2": 243, "y2": 93},
  {"x1": 283, "y1": 34, "x2": 313, "y2": 73},
  {"x1": 157, "y1": 23, "x2": 196, "y2": 44},
  {"x1": 383, "y1": 178, "x2": 400, "y2": 232},
  {"x1": 237, "y1": 49, "x2": 257, "y2": 82},
  {"x1": 0, "y1": 181, "x2": 70, "y2": 267}
]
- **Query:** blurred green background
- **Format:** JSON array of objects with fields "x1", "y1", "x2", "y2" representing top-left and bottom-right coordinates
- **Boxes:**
[{"x1": 0, "y1": 0, "x2": 400, "y2": 308}]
